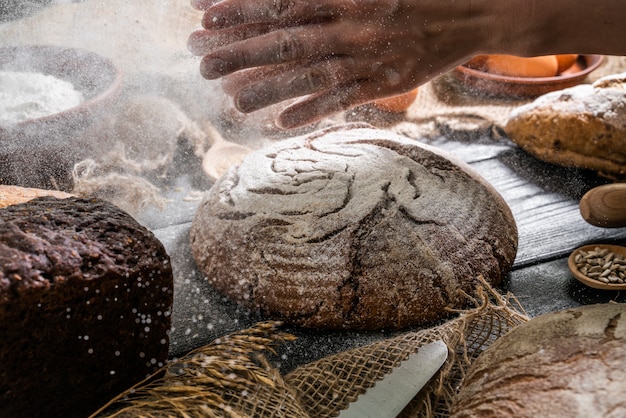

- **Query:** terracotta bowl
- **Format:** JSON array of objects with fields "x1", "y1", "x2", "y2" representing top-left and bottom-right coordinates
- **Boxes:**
[
  {"x1": 452, "y1": 55, "x2": 604, "y2": 99},
  {"x1": 0, "y1": 45, "x2": 122, "y2": 191}
]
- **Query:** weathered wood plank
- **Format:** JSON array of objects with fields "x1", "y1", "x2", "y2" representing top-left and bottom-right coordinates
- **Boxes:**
[{"x1": 421, "y1": 136, "x2": 626, "y2": 267}]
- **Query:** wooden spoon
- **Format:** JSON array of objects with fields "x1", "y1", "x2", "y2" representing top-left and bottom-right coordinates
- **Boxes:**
[
  {"x1": 579, "y1": 183, "x2": 626, "y2": 228},
  {"x1": 202, "y1": 124, "x2": 252, "y2": 182}
]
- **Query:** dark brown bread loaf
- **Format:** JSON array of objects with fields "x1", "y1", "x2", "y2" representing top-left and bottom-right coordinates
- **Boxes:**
[
  {"x1": 450, "y1": 303, "x2": 626, "y2": 418},
  {"x1": 0, "y1": 195, "x2": 173, "y2": 418},
  {"x1": 190, "y1": 125, "x2": 518, "y2": 330}
]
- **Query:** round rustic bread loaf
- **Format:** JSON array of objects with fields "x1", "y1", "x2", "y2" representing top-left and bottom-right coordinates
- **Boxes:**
[
  {"x1": 504, "y1": 72, "x2": 626, "y2": 179},
  {"x1": 190, "y1": 124, "x2": 518, "y2": 330},
  {"x1": 450, "y1": 303, "x2": 626, "y2": 418},
  {"x1": 0, "y1": 192, "x2": 174, "y2": 418}
]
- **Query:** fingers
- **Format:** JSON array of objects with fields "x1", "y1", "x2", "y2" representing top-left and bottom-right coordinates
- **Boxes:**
[
  {"x1": 188, "y1": 24, "x2": 275, "y2": 56},
  {"x1": 200, "y1": 0, "x2": 406, "y2": 29},
  {"x1": 201, "y1": 0, "x2": 351, "y2": 30},
  {"x1": 189, "y1": 0, "x2": 407, "y2": 79},
  {"x1": 199, "y1": 24, "x2": 345, "y2": 79},
  {"x1": 226, "y1": 57, "x2": 368, "y2": 113},
  {"x1": 277, "y1": 81, "x2": 384, "y2": 129},
  {"x1": 188, "y1": 29, "x2": 223, "y2": 56},
  {"x1": 187, "y1": 0, "x2": 428, "y2": 129},
  {"x1": 221, "y1": 56, "x2": 415, "y2": 129},
  {"x1": 198, "y1": 18, "x2": 398, "y2": 80},
  {"x1": 190, "y1": 0, "x2": 364, "y2": 57}
]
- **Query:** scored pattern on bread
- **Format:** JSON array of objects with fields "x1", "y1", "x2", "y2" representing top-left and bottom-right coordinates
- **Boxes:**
[{"x1": 190, "y1": 125, "x2": 518, "y2": 330}]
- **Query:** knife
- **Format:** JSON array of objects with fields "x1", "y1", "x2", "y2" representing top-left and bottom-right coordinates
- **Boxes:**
[{"x1": 338, "y1": 339, "x2": 448, "y2": 418}]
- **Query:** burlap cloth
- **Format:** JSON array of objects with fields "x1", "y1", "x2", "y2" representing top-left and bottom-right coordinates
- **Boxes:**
[{"x1": 92, "y1": 281, "x2": 528, "y2": 418}]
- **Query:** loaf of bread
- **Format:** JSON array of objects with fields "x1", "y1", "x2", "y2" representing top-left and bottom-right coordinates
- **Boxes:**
[
  {"x1": 190, "y1": 124, "x2": 518, "y2": 330},
  {"x1": 0, "y1": 184, "x2": 73, "y2": 208},
  {"x1": 450, "y1": 303, "x2": 626, "y2": 418},
  {"x1": 0, "y1": 191, "x2": 174, "y2": 418},
  {"x1": 504, "y1": 72, "x2": 626, "y2": 179}
]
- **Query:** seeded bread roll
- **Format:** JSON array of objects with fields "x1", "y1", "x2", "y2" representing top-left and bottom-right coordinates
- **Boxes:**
[
  {"x1": 504, "y1": 72, "x2": 626, "y2": 179},
  {"x1": 450, "y1": 303, "x2": 626, "y2": 418},
  {"x1": 190, "y1": 124, "x2": 518, "y2": 330},
  {"x1": 0, "y1": 194, "x2": 174, "y2": 418}
]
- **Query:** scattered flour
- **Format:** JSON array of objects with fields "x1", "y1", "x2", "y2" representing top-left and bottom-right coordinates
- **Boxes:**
[{"x1": 0, "y1": 71, "x2": 84, "y2": 125}]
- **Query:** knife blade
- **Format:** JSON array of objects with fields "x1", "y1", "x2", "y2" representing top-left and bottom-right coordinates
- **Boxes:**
[{"x1": 338, "y1": 339, "x2": 448, "y2": 418}]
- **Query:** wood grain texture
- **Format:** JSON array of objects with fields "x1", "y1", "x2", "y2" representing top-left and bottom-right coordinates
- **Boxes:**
[{"x1": 580, "y1": 183, "x2": 626, "y2": 228}]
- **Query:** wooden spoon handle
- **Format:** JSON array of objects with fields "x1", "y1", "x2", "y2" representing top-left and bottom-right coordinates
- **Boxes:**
[{"x1": 580, "y1": 183, "x2": 626, "y2": 228}]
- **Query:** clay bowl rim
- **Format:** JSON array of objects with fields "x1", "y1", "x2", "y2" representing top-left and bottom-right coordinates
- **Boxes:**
[
  {"x1": 568, "y1": 244, "x2": 626, "y2": 290},
  {"x1": 452, "y1": 54, "x2": 604, "y2": 98},
  {"x1": 0, "y1": 44, "x2": 123, "y2": 130}
]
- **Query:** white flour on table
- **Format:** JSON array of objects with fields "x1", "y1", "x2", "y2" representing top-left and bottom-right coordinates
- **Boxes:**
[{"x1": 0, "y1": 71, "x2": 84, "y2": 125}]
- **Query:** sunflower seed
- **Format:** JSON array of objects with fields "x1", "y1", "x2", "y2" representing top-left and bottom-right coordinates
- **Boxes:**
[{"x1": 574, "y1": 248, "x2": 626, "y2": 285}]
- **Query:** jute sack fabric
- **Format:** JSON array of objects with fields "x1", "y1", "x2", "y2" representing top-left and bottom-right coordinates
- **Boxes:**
[
  {"x1": 285, "y1": 282, "x2": 528, "y2": 417},
  {"x1": 93, "y1": 281, "x2": 528, "y2": 417}
]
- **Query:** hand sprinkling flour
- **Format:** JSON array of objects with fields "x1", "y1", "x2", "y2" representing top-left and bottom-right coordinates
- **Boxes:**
[{"x1": 188, "y1": 0, "x2": 626, "y2": 129}]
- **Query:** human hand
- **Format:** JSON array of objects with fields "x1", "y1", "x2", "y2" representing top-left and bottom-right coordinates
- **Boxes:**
[{"x1": 188, "y1": 0, "x2": 516, "y2": 129}]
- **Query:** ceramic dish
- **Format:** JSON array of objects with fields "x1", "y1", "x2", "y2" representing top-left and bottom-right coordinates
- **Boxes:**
[
  {"x1": 0, "y1": 45, "x2": 122, "y2": 190},
  {"x1": 568, "y1": 244, "x2": 626, "y2": 290},
  {"x1": 452, "y1": 55, "x2": 604, "y2": 98}
]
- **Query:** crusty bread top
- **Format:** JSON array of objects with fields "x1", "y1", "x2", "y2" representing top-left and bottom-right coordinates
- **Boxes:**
[
  {"x1": 190, "y1": 124, "x2": 518, "y2": 329},
  {"x1": 451, "y1": 303, "x2": 626, "y2": 418},
  {"x1": 0, "y1": 185, "x2": 73, "y2": 209},
  {"x1": 508, "y1": 71, "x2": 626, "y2": 130}
]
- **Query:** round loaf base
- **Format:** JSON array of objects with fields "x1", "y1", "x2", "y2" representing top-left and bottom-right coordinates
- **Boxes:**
[
  {"x1": 0, "y1": 195, "x2": 173, "y2": 418},
  {"x1": 190, "y1": 125, "x2": 517, "y2": 330}
]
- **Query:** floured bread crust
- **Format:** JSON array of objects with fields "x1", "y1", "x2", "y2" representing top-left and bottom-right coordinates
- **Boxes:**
[
  {"x1": 190, "y1": 124, "x2": 518, "y2": 330},
  {"x1": 0, "y1": 184, "x2": 73, "y2": 208},
  {"x1": 451, "y1": 303, "x2": 626, "y2": 418},
  {"x1": 505, "y1": 72, "x2": 626, "y2": 179}
]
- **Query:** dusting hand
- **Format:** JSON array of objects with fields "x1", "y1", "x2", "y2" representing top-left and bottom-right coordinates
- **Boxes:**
[{"x1": 188, "y1": 0, "x2": 626, "y2": 129}]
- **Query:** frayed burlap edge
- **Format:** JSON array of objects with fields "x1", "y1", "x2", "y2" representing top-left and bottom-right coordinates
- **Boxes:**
[
  {"x1": 71, "y1": 95, "x2": 212, "y2": 217},
  {"x1": 284, "y1": 277, "x2": 529, "y2": 418}
]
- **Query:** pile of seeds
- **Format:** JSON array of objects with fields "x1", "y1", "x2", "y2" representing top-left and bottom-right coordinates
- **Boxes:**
[{"x1": 573, "y1": 247, "x2": 626, "y2": 285}]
